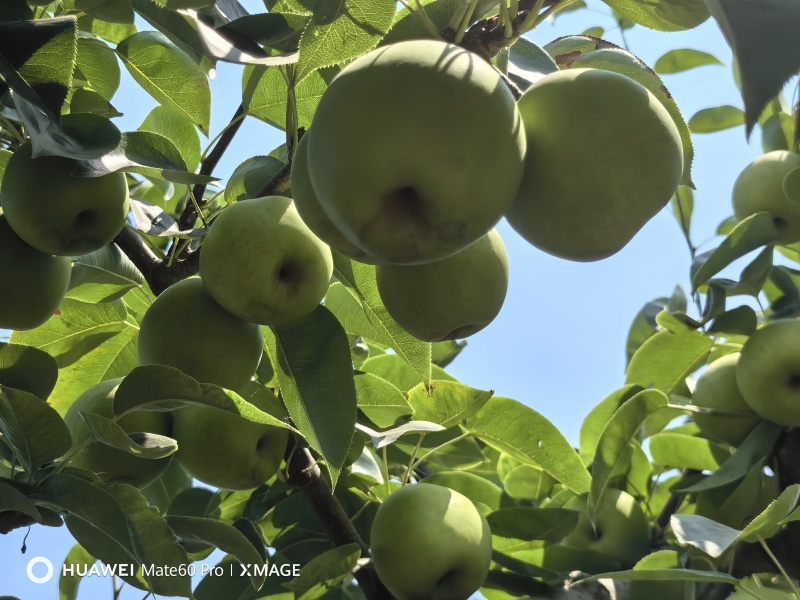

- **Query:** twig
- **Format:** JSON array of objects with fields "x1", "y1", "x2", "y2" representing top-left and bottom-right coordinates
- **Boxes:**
[
  {"x1": 284, "y1": 442, "x2": 393, "y2": 600},
  {"x1": 179, "y1": 104, "x2": 246, "y2": 231},
  {"x1": 254, "y1": 161, "x2": 292, "y2": 198},
  {"x1": 655, "y1": 468, "x2": 699, "y2": 531}
]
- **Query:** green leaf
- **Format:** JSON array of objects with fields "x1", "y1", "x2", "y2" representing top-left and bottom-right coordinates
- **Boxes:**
[
  {"x1": 467, "y1": 396, "x2": 591, "y2": 495},
  {"x1": 625, "y1": 312, "x2": 714, "y2": 394},
  {"x1": 108, "y1": 484, "x2": 192, "y2": 596},
  {"x1": 217, "y1": 13, "x2": 309, "y2": 53},
  {"x1": 582, "y1": 567, "x2": 736, "y2": 584},
  {"x1": 691, "y1": 212, "x2": 779, "y2": 290},
  {"x1": 68, "y1": 245, "x2": 144, "y2": 304},
  {"x1": 669, "y1": 186, "x2": 693, "y2": 239},
  {"x1": 669, "y1": 513, "x2": 739, "y2": 557},
  {"x1": 328, "y1": 258, "x2": 431, "y2": 387},
  {"x1": 77, "y1": 15, "x2": 137, "y2": 44},
  {"x1": 689, "y1": 105, "x2": 745, "y2": 133},
  {"x1": 406, "y1": 381, "x2": 492, "y2": 428},
  {"x1": 600, "y1": 0, "x2": 709, "y2": 31},
  {"x1": 243, "y1": 65, "x2": 331, "y2": 131},
  {"x1": 284, "y1": 544, "x2": 361, "y2": 596},
  {"x1": 507, "y1": 37, "x2": 559, "y2": 91},
  {"x1": 354, "y1": 371, "x2": 412, "y2": 428},
  {"x1": 487, "y1": 508, "x2": 579, "y2": 542},
  {"x1": 0, "y1": 481, "x2": 42, "y2": 522},
  {"x1": 579, "y1": 384, "x2": 643, "y2": 465},
  {"x1": 0, "y1": 342, "x2": 58, "y2": 401},
  {"x1": 139, "y1": 106, "x2": 201, "y2": 172},
  {"x1": 0, "y1": 385, "x2": 72, "y2": 473},
  {"x1": 77, "y1": 131, "x2": 214, "y2": 184},
  {"x1": 75, "y1": 37, "x2": 121, "y2": 101},
  {"x1": 58, "y1": 544, "x2": 95, "y2": 600},
  {"x1": 545, "y1": 36, "x2": 694, "y2": 187},
  {"x1": 502, "y1": 464, "x2": 556, "y2": 501},
  {"x1": 358, "y1": 354, "x2": 453, "y2": 393},
  {"x1": 32, "y1": 472, "x2": 136, "y2": 556},
  {"x1": 0, "y1": 17, "x2": 78, "y2": 127},
  {"x1": 11, "y1": 297, "x2": 140, "y2": 417},
  {"x1": 131, "y1": 0, "x2": 297, "y2": 67},
  {"x1": 76, "y1": 0, "x2": 134, "y2": 24},
  {"x1": 79, "y1": 411, "x2": 177, "y2": 459},
  {"x1": 708, "y1": 306, "x2": 758, "y2": 336},
  {"x1": 655, "y1": 48, "x2": 722, "y2": 74},
  {"x1": 736, "y1": 484, "x2": 800, "y2": 543},
  {"x1": 113, "y1": 366, "x2": 292, "y2": 431},
  {"x1": 588, "y1": 389, "x2": 669, "y2": 524},
  {"x1": 649, "y1": 432, "x2": 730, "y2": 471},
  {"x1": 117, "y1": 31, "x2": 211, "y2": 134},
  {"x1": 705, "y1": 0, "x2": 800, "y2": 133},
  {"x1": 225, "y1": 155, "x2": 286, "y2": 203},
  {"x1": 167, "y1": 516, "x2": 266, "y2": 589},
  {"x1": 676, "y1": 421, "x2": 783, "y2": 493},
  {"x1": 295, "y1": 0, "x2": 396, "y2": 83},
  {"x1": 267, "y1": 306, "x2": 358, "y2": 489},
  {"x1": 422, "y1": 472, "x2": 503, "y2": 512}
]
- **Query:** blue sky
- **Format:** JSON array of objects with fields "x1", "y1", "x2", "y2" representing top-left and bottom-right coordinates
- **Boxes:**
[{"x1": 1, "y1": 1, "x2": 774, "y2": 597}]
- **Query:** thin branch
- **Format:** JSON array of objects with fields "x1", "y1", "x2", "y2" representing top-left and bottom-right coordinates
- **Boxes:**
[
  {"x1": 254, "y1": 161, "x2": 292, "y2": 198},
  {"x1": 284, "y1": 442, "x2": 393, "y2": 600},
  {"x1": 179, "y1": 104, "x2": 246, "y2": 231}
]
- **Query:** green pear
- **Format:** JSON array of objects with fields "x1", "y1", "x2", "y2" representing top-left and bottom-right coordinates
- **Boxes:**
[
  {"x1": 200, "y1": 196, "x2": 333, "y2": 326},
  {"x1": 733, "y1": 150, "x2": 800, "y2": 245},
  {"x1": 691, "y1": 353, "x2": 761, "y2": 446},
  {"x1": 172, "y1": 381, "x2": 290, "y2": 490},
  {"x1": 562, "y1": 489, "x2": 650, "y2": 567},
  {"x1": 507, "y1": 68, "x2": 683, "y2": 261},
  {"x1": 307, "y1": 39, "x2": 526, "y2": 265},
  {"x1": 63, "y1": 378, "x2": 173, "y2": 488},
  {"x1": 138, "y1": 278, "x2": 263, "y2": 392},
  {"x1": 370, "y1": 483, "x2": 492, "y2": 600},
  {"x1": 0, "y1": 211, "x2": 71, "y2": 330},
  {"x1": 0, "y1": 141, "x2": 129, "y2": 256},
  {"x1": 290, "y1": 133, "x2": 382, "y2": 264},
  {"x1": 737, "y1": 319, "x2": 800, "y2": 426},
  {"x1": 376, "y1": 229, "x2": 509, "y2": 342}
]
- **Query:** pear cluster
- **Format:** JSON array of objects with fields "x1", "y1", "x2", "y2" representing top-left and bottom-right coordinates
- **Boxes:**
[
  {"x1": 690, "y1": 320, "x2": 800, "y2": 446},
  {"x1": 292, "y1": 40, "x2": 684, "y2": 342},
  {"x1": 0, "y1": 141, "x2": 129, "y2": 330},
  {"x1": 136, "y1": 196, "x2": 331, "y2": 490}
]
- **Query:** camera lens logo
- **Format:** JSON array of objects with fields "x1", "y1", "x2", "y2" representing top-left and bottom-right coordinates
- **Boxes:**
[{"x1": 27, "y1": 557, "x2": 54, "y2": 584}]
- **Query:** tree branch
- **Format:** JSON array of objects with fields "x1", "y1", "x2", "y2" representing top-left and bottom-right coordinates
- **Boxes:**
[
  {"x1": 655, "y1": 469, "x2": 699, "y2": 531},
  {"x1": 285, "y1": 442, "x2": 394, "y2": 600},
  {"x1": 255, "y1": 157, "x2": 292, "y2": 198},
  {"x1": 179, "y1": 104, "x2": 247, "y2": 231}
]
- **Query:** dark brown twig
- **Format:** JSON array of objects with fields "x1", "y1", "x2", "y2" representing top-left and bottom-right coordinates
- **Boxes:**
[
  {"x1": 179, "y1": 104, "x2": 247, "y2": 231},
  {"x1": 285, "y1": 443, "x2": 394, "y2": 600}
]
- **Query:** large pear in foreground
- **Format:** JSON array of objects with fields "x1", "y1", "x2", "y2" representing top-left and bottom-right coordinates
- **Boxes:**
[
  {"x1": 290, "y1": 133, "x2": 381, "y2": 264},
  {"x1": 64, "y1": 378, "x2": 173, "y2": 488},
  {"x1": 507, "y1": 68, "x2": 683, "y2": 261},
  {"x1": 370, "y1": 483, "x2": 492, "y2": 600},
  {"x1": 691, "y1": 353, "x2": 761, "y2": 446},
  {"x1": 737, "y1": 319, "x2": 800, "y2": 427},
  {"x1": 308, "y1": 39, "x2": 526, "y2": 265},
  {"x1": 376, "y1": 229, "x2": 509, "y2": 341},
  {"x1": 0, "y1": 142, "x2": 129, "y2": 256},
  {"x1": 173, "y1": 381, "x2": 289, "y2": 490},
  {"x1": 138, "y1": 278, "x2": 263, "y2": 392},
  {"x1": 0, "y1": 211, "x2": 71, "y2": 330},
  {"x1": 733, "y1": 151, "x2": 800, "y2": 245},
  {"x1": 200, "y1": 196, "x2": 333, "y2": 326},
  {"x1": 562, "y1": 489, "x2": 650, "y2": 567}
]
